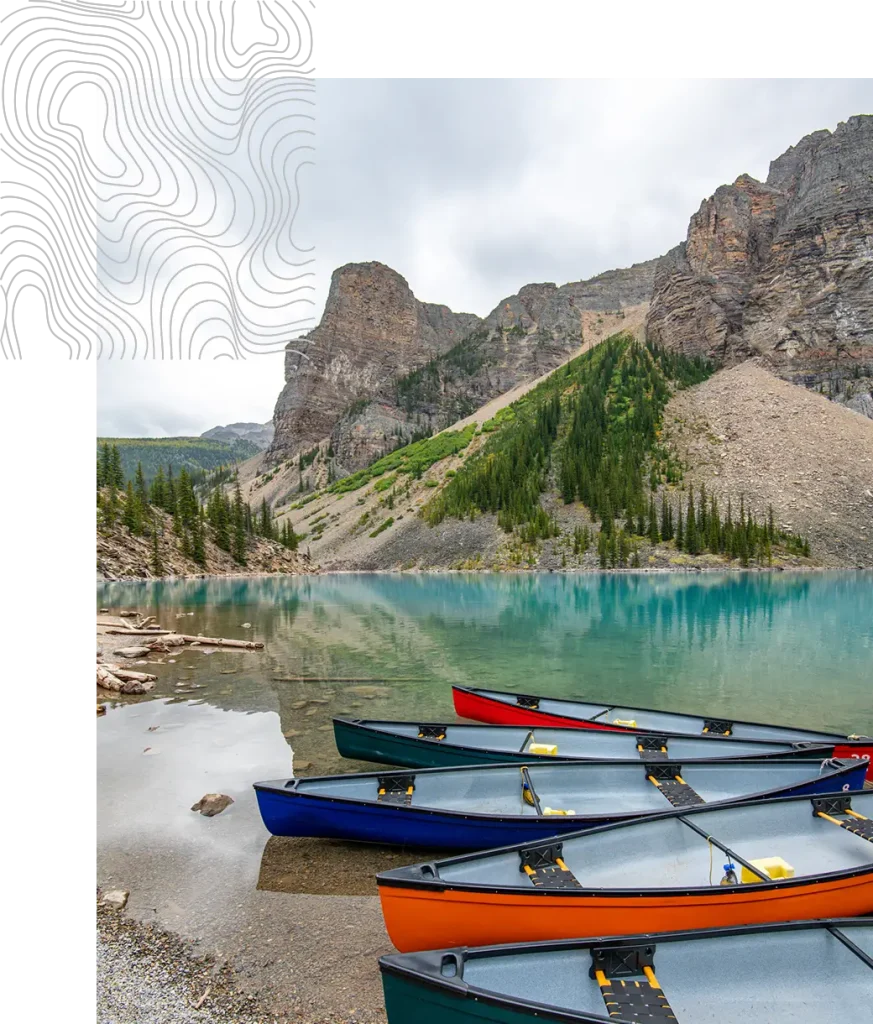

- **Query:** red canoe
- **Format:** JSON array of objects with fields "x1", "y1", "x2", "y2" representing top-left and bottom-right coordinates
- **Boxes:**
[{"x1": 452, "y1": 686, "x2": 873, "y2": 780}]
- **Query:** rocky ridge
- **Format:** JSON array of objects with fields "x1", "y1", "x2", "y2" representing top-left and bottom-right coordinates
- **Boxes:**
[
  {"x1": 201, "y1": 421, "x2": 274, "y2": 450},
  {"x1": 647, "y1": 115, "x2": 873, "y2": 412}
]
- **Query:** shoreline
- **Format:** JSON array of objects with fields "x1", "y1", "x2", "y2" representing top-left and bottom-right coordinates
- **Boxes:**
[{"x1": 98, "y1": 564, "x2": 868, "y2": 584}]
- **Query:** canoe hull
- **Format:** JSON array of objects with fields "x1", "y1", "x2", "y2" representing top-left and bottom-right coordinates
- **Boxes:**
[
  {"x1": 383, "y1": 972, "x2": 536, "y2": 1024},
  {"x1": 255, "y1": 762, "x2": 868, "y2": 848},
  {"x1": 452, "y1": 687, "x2": 873, "y2": 780},
  {"x1": 332, "y1": 718, "x2": 839, "y2": 770},
  {"x1": 379, "y1": 870, "x2": 873, "y2": 953}
]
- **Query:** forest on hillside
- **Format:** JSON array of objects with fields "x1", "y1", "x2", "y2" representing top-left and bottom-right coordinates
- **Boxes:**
[
  {"x1": 426, "y1": 334, "x2": 811, "y2": 567},
  {"x1": 96, "y1": 436, "x2": 260, "y2": 483}
]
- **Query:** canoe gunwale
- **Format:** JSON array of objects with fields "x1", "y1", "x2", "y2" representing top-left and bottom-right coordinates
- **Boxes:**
[
  {"x1": 379, "y1": 918, "x2": 873, "y2": 1024},
  {"x1": 453, "y1": 686, "x2": 859, "y2": 743},
  {"x1": 333, "y1": 717, "x2": 839, "y2": 763},
  {"x1": 375, "y1": 790, "x2": 873, "y2": 899},
  {"x1": 253, "y1": 758, "x2": 867, "y2": 826}
]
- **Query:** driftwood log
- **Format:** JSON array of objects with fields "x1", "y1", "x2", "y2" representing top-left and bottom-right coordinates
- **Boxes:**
[
  {"x1": 97, "y1": 665, "x2": 155, "y2": 695},
  {"x1": 178, "y1": 634, "x2": 264, "y2": 649},
  {"x1": 102, "y1": 664, "x2": 157, "y2": 684}
]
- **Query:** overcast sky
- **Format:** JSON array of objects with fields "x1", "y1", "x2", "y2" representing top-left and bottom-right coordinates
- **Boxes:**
[{"x1": 97, "y1": 78, "x2": 873, "y2": 437}]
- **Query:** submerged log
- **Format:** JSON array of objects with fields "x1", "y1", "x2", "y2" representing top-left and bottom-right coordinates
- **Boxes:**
[
  {"x1": 137, "y1": 615, "x2": 157, "y2": 629},
  {"x1": 178, "y1": 634, "x2": 264, "y2": 649},
  {"x1": 105, "y1": 629, "x2": 173, "y2": 637},
  {"x1": 102, "y1": 664, "x2": 158, "y2": 684}
]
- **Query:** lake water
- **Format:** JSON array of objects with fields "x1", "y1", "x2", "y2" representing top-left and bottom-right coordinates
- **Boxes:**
[
  {"x1": 98, "y1": 571, "x2": 873, "y2": 737},
  {"x1": 95, "y1": 571, "x2": 873, "y2": 1018}
]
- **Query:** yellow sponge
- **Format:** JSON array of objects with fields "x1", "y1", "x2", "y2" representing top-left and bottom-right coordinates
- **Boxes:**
[
  {"x1": 543, "y1": 807, "x2": 576, "y2": 816},
  {"x1": 741, "y1": 856, "x2": 795, "y2": 883},
  {"x1": 613, "y1": 718, "x2": 637, "y2": 728},
  {"x1": 529, "y1": 743, "x2": 558, "y2": 756}
]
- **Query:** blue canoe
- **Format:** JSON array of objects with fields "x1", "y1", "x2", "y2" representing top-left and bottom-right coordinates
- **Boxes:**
[{"x1": 254, "y1": 756, "x2": 868, "y2": 849}]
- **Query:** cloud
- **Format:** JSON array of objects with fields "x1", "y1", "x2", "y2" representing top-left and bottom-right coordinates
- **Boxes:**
[{"x1": 99, "y1": 77, "x2": 873, "y2": 435}]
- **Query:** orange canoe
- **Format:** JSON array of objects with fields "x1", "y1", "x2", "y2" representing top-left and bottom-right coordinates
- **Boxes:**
[{"x1": 377, "y1": 790, "x2": 873, "y2": 952}]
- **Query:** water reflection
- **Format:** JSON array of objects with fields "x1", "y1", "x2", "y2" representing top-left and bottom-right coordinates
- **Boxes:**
[{"x1": 98, "y1": 572, "x2": 873, "y2": 737}]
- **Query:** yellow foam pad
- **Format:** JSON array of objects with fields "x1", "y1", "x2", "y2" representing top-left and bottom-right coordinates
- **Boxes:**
[{"x1": 741, "y1": 856, "x2": 795, "y2": 883}]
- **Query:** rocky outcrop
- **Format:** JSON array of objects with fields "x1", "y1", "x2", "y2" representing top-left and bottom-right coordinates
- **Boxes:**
[
  {"x1": 266, "y1": 262, "x2": 481, "y2": 465},
  {"x1": 647, "y1": 116, "x2": 873, "y2": 413}
]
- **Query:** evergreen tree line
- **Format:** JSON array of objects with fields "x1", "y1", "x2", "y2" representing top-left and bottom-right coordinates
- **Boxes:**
[
  {"x1": 97, "y1": 443, "x2": 300, "y2": 570},
  {"x1": 611, "y1": 484, "x2": 810, "y2": 566},
  {"x1": 428, "y1": 335, "x2": 708, "y2": 541}
]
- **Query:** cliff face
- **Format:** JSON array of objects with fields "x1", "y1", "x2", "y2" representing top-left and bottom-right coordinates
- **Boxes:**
[
  {"x1": 267, "y1": 257, "x2": 660, "y2": 476},
  {"x1": 327, "y1": 259, "x2": 659, "y2": 475},
  {"x1": 266, "y1": 262, "x2": 482, "y2": 464},
  {"x1": 647, "y1": 116, "x2": 873, "y2": 409}
]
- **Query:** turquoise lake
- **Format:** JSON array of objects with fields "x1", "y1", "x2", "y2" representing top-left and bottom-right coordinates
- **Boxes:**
[{"x1": 97, "y1": 571, "x2": 873, "y2": 738}]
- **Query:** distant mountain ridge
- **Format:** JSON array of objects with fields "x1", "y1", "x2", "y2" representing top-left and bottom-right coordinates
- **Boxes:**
[
  {"x1": 97, "y1": 436, "x2": 260, "y2": 482},
  {"x1": 201, "y1": 421, "x2": 274, "y2": 450}
]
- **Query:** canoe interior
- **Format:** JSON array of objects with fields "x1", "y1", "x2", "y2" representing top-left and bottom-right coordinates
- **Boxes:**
[
  {"x1": 284, "y1": 759, "x2": 861, "y2": 819},
  {"x1": 453, "y1": 924, "x2": 873, "y2": 1023},
  {"x1": 461, "y1": 686, "x2": 844, "y2": 742},
  {"x1": 355, "y1": 719, "x2": 809, "y2": 760},
  {"x1": 417, "y1": 790, "x2": 873, "y2": 892}
]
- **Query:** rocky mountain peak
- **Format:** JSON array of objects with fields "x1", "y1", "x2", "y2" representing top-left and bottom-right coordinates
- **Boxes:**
[{"x1": 647, "y1": 114, "x2": 873, "y2": 412}]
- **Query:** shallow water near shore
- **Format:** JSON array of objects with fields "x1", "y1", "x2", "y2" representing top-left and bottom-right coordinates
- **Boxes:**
[{"x1": 96, "y1": 571, "x2": 873, "y2": 1019}]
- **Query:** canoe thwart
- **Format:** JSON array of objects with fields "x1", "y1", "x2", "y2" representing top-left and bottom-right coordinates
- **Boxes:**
[
  {"x1": 636, "y1": 734, "x2": 670, "y2": 757},
  {"x1": 813, "y1": 795, "x2": 873, "y2": 843},
  {"x1": 417, "y1": 725, "x2": 447, "y2": 740},
  {"x1": 377, "y1": 774, "x2": 415, "y2": 806},
  {"x1": 518, "y1": 842, "x2": 582, "y2": 890},
  {"x1": 591, "y1": 944, "x2": 677, "y2": 1022},
  {"x1": 702, "y1": 718, "x2": 733, "y2": 736}
]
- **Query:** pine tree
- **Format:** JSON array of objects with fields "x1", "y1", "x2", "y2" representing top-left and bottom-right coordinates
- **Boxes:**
[
  {"x1": 98, "y1": 442, "x2": 112, "y2": 489},
  {"x1": 675, "y1": 505, "x2": 684, "y2": 549},
  {"x1": 232, "y1": 484, "x2": 247, "y2": 565},
  {"x1": 685, "y1": 490, "x2": 699, "y2": 555},
  {"x1": 660, "y1": 499, "x2": 670, "y2": 542},
  {"x1": 150, "y1": 515, "x2": 163, "y2": 575},
  {"x1": 110, "y1": 445, "x2": 124, "y2": 488},
  {"x1": 191, "y1": 507, "x2": 206, "y2": 567},
  {"x1": 150, "y1": 467, "x2": 166, "y2": 510},
  {"x1": 165, "y1": 466, "x2": 177, "y2": 515},
  {"x1": 135, "y1": 462, "x2": 149, "y2": 508},
  {"x1": 259, "y1": 499, "x2": 273, "y2": 540},
  {"x1": 123, "y1": 481, "x2": 142, "y2": 534}
]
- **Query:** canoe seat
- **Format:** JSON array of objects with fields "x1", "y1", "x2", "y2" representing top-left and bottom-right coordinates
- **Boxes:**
[
  {"x1": 377, "y1": 773, "x2": 415, "y2": 806},
  {"x1": 813, "y1": 795, "x2": 873, "y2": 844},
  {"x1": 591, "y1": 945, "x2": 678, "y2": 1022},
  {"x1": 518, "y1": 842, "x2": 583, "y2": 890},
  {"x1": 645, "y1": 763, "x2": 705, "y2": 808},
  {"x1": 702, "y1": 718, "x2": 732, "y2": 736},
  {"x1": 637, "y1": 734, "x2": 669, "y2": 761},
  {"x1": 516, "y1": 695, "x2": 540, "y2": 710},
  {"x1": 417, "y1": 725, "x2": 447, "y2": 740}
]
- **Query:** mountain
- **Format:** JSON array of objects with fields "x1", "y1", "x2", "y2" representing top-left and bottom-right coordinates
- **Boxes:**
[
  {"x1": 272, "y1": 333, "x2": 872, "y2": 570},
  {"x1": 263, "y1": 257, "x2": 659, "y2": 488},
  {"x1": 201, "y1": 422, "x2": 274, "y2": 450},
  {"x1": 97, "y1": 436, "x2": 261, "y2": 482},
  {"x1": 265, "y1": 262, "x2": 482, "y2": 466},
  {"x1": 647, "y1": 115, "x2": 873, "y2": 414}
]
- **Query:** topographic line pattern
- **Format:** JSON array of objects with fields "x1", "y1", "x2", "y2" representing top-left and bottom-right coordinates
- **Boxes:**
[{"x1": 1, "y1": 0, "x2": 315, "y2": 360}]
